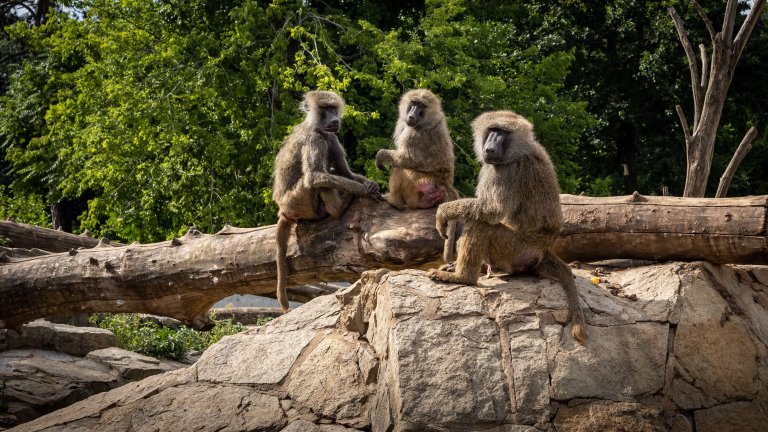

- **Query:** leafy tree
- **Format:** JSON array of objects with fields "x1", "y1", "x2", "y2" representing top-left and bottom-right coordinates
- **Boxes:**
[{"x1": 0, "y1": 0, "x2": 594, "y2": 241}]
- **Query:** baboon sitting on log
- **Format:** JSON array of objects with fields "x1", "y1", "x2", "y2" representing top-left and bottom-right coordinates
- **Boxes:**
[
  {"x1": 375, "y1": 89, "x2": 459, "y2": 209},
  {"x1": 376, "y1": 89, "x2": 460, "y2": 261},
  {"x1": 273, "y1": 90, "x2": 380, "y2": 311},
  {"x1": 429, "y1": 111, "x2": 586, "y2": 343}
]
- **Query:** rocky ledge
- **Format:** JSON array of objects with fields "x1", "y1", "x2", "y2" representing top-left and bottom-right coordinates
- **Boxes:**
[{"x1": 9, "y1": 262, "x2": 768, "y2": 432}]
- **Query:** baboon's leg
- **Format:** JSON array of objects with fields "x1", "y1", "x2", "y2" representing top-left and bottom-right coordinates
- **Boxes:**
[
  {"x1": 275, "y1": 216, "x2": 295, "y2": 312},
  {"x1": 536, "y1": 251, "x2": 586, "y2": 344},
  {"x1": 319, "y1": 188, "x2": 353, "y2": 219},
  {"x1": 278, "y1": 185, "x2": 323, "y2": 221},
  {"x1": 430, "y1": 221, "x2": 486, "y2": 285},
  {"x1": 387, "y1": 170, "x2": 407, "y2": 210}
]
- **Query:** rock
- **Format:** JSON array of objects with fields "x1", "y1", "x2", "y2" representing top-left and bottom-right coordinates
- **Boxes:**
[
  {"x1": 86, "y1": 347, "x2": 183, "y2": 381},
  {"x1": 549, "y1": 321, "x2": 668, "y2": 401},
  {"x1": 0, "y1": 320, "x2": 116, "y2": 357},
  {"x1": 553, "y1": 400, "x2": 666, "y2": 432},
  {"x1": 10, "y1": 263, "x2": 768, "y2": 431},
  {"x1": 0, "y1": 347, "x2": 187, "y2": 428},
  {"x1": 0, "y1": 349, "x2": 117, "y2": 425},
  {"x1": 694, "y1": 400, "x2": 768, "y2": 432},
  {"x1": 674, "y1": 266, "x2": 760, "y2": 401}
]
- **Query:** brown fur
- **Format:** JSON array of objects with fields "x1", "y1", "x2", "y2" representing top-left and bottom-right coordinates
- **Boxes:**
[
  {"x1": 272, "y1": 90, "x2": 380, "y2": 311},
  {"x1": 429, "y1": 110, "x2": 586, "y2": 343},
  {"x1": 377, "y1": 89, "x2": 458, "y2": 208},
  {"x1": 376, "y1": 89, "x2": 459, "y2": 261}
]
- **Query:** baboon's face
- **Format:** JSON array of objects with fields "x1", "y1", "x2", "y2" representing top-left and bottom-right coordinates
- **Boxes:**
[
  {"x1": 482, "y1": 128, "x2": 507, "y2": 165},
  {"x1": 405, "y1": 101, "x2": 426, "y2": 128},
  {"x1": 320, "y1": 105, "x2": 341, "y2": 133}
]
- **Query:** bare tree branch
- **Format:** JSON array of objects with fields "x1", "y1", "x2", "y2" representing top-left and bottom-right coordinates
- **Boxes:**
[
  {"x1": 691, "y1": 0, "x2": 716, "y2": 41},
  {"x1": 722, "y1": 0, "x2": 739, "y2": 42},
  {"x1": 716, "y1": 127, "x2": 758, "y2": 198},
  {"x1": 734, "y1": 0, "x2": 767, "y2": 60},
  {"x1": 698, "y1": 44, "x2": 709, "y2": 91},
  {"x1": 675, "y1": 105, "x2": 692, "y2": 146},
  {"x1": 669, "y1": 6, "x2": 703, "y2": 128}
]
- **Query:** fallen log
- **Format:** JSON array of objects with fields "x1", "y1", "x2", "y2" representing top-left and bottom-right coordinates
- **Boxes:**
[
  {"x1": 1, "y1": 194, "x2": 767, "y2": 329},
  {"x1": 0, "y1": 220, "x2": 101, "y2": 252}
]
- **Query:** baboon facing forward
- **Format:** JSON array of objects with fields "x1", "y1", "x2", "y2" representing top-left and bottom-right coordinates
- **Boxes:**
[
  {"x1": 376, "y1": 89, "x2": 459, "y2": 209},
  {"x1": 273, "y1": 90, "x2": 380, "y2": 311},
  {"x1": 429, "y1": 111, "x2": 586, "y2": 343}
]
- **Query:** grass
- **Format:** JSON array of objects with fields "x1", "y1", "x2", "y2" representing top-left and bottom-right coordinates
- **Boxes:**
[{"x1": 88, "y1": 313, "x2": 268, "y2": 361}]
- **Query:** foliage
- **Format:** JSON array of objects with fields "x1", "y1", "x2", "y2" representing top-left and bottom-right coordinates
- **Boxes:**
[
  {"x1": 89, "y1": 313, "x2": 253, "y2": 360},
  {"x1": 1, "y1": 0, "x2": 765, "y2": 244},
  {"x1": 0, "y1": 0, "x2": 593, "y2": 242}
]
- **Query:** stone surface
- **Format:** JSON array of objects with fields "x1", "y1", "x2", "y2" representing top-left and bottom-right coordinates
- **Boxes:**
[
  {"x1": 9, "y1": 262, "x2": 768, "y2": 431},
  {"x1": 196, "y1": 329, "x2": 315, "y2": 385},
  {"x1": 550, "y1": 322, "x2": 668, "y2": 401},
  {"x1": 85, "y1": 347, "x2": 182, "y2": 380},
  {"x1": 553, "y1": 400, "x2": 667, "y2": 432},
  {"x1": 694, "y1": 400, "x2": 768, "y2": 432},
  {"x1": 0, "y1": 320, "x2": 117, "y2": 357}
]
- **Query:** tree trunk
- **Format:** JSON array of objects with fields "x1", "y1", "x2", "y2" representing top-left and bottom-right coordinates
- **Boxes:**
[
  {"x1": 669, "y1": 0, "x2": 765, "y2": 197},
  {"x1": 0, "y1": 220, "x2": 100, "y2": 252},
  {"x1": 2, "y1": 194, "x2": 767, "y2": 330}
]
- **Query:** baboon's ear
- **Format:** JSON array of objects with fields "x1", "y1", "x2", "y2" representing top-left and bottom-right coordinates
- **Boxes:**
[{"x1": 300, "y1": 100, "x2": 310, "y2": 113}]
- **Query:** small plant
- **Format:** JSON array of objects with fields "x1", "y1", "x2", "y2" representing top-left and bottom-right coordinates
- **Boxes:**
[{"x1": 89, "y1": 313, "x2": 251, "y2": 360}]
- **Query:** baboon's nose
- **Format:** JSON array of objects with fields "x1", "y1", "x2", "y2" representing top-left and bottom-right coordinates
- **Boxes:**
[{"x1": 329, "y1": 120, "x2": 339, "y2": 129}]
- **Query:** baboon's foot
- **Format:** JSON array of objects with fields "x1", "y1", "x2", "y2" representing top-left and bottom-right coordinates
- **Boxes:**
[
  {"x1": 428, "y1": 269, "x2": 477, "y2": 285},
  {"x1": 438, "y1": 262, "x2": 456, "y2": 272}
]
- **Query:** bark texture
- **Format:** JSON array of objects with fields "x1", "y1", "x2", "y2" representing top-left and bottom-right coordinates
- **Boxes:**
[{"x1": 2, "y1": 194, "x2": 767, "y2": 329}]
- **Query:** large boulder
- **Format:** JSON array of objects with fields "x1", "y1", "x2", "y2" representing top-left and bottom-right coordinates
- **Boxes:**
[{"x1": 10, "y1": 262, "x2": 768, "y2": 431}]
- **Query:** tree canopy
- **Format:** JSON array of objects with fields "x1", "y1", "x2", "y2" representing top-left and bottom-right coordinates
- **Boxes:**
[{"x1": 1, "y1": 0, "x2": 766, "y2": 242}]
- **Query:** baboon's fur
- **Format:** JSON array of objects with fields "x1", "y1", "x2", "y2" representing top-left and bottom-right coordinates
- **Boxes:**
[
  {"x1": 429, "y1": 110, "x2": 586, "y2": 343},
  {"x1": 376, "y1": 89, "x2": 459, "y2": 261},
  {"x1": 272, "y1": 90, "x2": 379, "y2": 311}
]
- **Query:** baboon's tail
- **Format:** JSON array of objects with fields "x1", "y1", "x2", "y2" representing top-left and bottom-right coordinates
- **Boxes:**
[
  {"x1": 275, "y1": 216, "x2": 294, "y2": 312},
  {"x1": 442, "y1": 220, "x2": 458, "y2": 263},
  {"x1": 536, "y1": 251, "x2": 586, "y2": 344}
]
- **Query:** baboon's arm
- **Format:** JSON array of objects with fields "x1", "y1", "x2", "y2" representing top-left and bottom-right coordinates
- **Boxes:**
[
  {"x1": 328, "y1": 135, "x2": 369, "y2": 184},
  {"x1": 435, "y1": 198, "x2": 503, "y2": 237},
  {"x1": 302, "y1": 137, "x2": 368, "y2": 196}
]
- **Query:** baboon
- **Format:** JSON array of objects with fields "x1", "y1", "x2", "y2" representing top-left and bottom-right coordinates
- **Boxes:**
[
  {"x1": 429, "y1": 111, "x2": 586, "y2": 343},
  {"x1": 273, "y1": 90, "x2": 380, "y2": 311},
  {"x1": 375, "y1": 89, "x2": 459, "y2": 261},
  {"x1": 375, "y1": 89, "x2": 459, "y2": 209}
]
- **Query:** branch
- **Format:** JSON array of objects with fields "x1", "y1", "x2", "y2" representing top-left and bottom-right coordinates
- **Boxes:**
[
  {"x1": 675, "y1": 104, "x2": 692, "y2": 149},
  {"x1": 715, "y1": 127, "x2": 758, "y2": 198},
  {"x1": 734, "y1": 0, "x2": 767, "y2": 60},
  {"x1": 722, "y1": 0, "x2": 740, "y2": 42},
  {"x1": 691, "y1": 0, "x2": 716, "y2": 41},
  {"x1": 668, "y1": 6, "x2": 703, "y2": 128},
  {"x1": 699, "y1": 44, "x2": 709, "y2": 91}
]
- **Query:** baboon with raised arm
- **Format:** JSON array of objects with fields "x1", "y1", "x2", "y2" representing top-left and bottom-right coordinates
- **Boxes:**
[
  {"x1": 376, "y1": 89, "x2": 459, "y2": 209},
  {"x1": 429, "y1": 111, "x2": 586, "y2": 343},
  {"x1": 376, "y1": 89, "x2": 459, "y2": 261},
  {"x1": 273, "y1": 90, "x2": 380, "y2": 311}
]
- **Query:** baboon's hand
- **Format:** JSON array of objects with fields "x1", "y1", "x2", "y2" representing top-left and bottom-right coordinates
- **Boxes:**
[
  {"x1": 364, "y1": 179, "x2": 385, "y2": 201},
  {"x1": 364, "y1": 178, "x2": 380, "y2": 195},
  {"x1": 375, "y1": 151, "x2": 388, "y2": 171}
]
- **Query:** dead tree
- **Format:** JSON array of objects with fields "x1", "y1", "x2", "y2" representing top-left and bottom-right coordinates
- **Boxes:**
[
  {"x1": 668, "y1": 0, "x2": 765, "y2": 197},
  {"x1": 2, "y1": 194, "x2": 768, "y2": 330}
]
